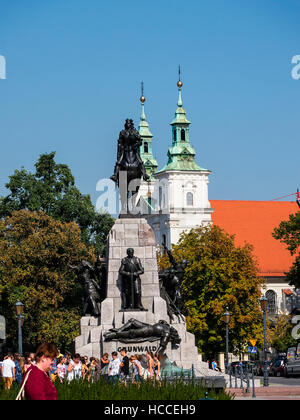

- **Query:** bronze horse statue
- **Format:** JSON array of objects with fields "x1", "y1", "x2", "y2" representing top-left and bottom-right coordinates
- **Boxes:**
[{"x1": 111, "y1": 119, "x2": 149, "y2": 214}]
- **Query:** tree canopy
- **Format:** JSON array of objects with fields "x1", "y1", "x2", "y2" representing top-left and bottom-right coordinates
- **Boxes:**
[
  {"x1": 267, "y1": 314, "x2": 297, "y2": 353},
  {"x1": 0, "y1": 210, "x2": 96, "y2": 350},
  {"x1": 158, "y1": 225, "x2": 264, "y2": 358},
  {"x1": 0, "y1": 152, "x2": 114, "y2": 255},
  {"x1": 273, "y1": 212, "x2": 300, "y2": 287}
]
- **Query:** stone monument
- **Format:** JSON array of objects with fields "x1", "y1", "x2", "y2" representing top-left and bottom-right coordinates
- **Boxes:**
[{"x1": 74, "y1": 119, "x2": 225, "y2": 385}]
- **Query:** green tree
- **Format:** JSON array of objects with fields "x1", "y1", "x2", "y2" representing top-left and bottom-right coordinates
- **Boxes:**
[
  {"x1": 158, "y1": 225, "x2": 264, "y2": 358},
  {"x1": 273, "y1": 212, "x2": 300, "y2": 287},
  {"x1": 267, "y1": 315, "x2": 297, "y2": 353},
  {"x1": 0, "y1": 152, "x2": 114, "y2": 255},
  {"x1": 0, "y1": 210, "x2": 96, "y2": 350}
]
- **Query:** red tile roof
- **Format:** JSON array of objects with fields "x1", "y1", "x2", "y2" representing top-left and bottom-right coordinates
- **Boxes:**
[{"x1": 210, "y1": 200, "x2": 298, "y2": 277}]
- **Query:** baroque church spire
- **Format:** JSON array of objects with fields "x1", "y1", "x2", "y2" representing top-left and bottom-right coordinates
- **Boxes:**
[
  {"x1": 171, "y1": 66, "x2": 190, "y2": 125},
  {"x1": 158, "y1": 69, "x2": 207, "y2": 172},
  {"x1": 138, "y1": 82, "x2": 158, "y2": 180}
]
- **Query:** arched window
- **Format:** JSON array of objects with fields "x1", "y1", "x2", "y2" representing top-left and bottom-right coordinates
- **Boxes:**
[
  {"x1": 266, "y1": 290, "x2": 277, "y2": 315},
  {"x1": 181, "y1": 129, "x2": 186, "y2": 141},
  {"x1": 186, "y1": 192, "x2": 193, "y2": 206},
  {"x1": 173, "y1": 130, "x2": 177, "y2": 142},
  {"x1": 144, "y1": 142, "x2": 148, "y2": 153}
]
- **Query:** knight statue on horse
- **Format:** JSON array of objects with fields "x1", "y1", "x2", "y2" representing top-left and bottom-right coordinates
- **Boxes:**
[{"x1": 111, "y1": 119, "x2": 149, "y2": 214}]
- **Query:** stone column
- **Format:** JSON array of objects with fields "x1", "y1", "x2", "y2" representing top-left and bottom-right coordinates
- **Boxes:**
[{"x1": 218, "y1": 352, "x2": 225, "y2": 373}]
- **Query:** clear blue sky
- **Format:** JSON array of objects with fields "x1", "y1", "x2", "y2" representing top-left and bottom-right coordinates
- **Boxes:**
[{"x1": 0, "y1": 0, "x2": 299, "y2": 208}]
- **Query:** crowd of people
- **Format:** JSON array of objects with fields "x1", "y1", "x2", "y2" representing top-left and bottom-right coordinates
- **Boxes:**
[
  {"x1": 50, "y1": 348, "x2": 162, "y2": 385},
  {"x1": 0, "y1": 345, "x2": 162, "y2": 398},
  {"x1": 0, "y1": 351, "x2": 37, "y2": 389}
]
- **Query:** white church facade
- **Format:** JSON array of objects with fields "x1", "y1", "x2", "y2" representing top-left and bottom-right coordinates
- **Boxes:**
[
  {"x1": 136, "y1": 77, "x2": 297, "y2": 317},
  {"x1": 137, "y1": 78, "x2": 212, "y2": 248}
]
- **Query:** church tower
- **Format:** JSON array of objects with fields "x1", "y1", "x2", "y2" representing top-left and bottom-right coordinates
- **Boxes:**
[
  {"x1": 145, "y1": 71, "x2": 213, "y2": 248},
  {"x1": 160, "y1": 73, "x2": 206, "y2": 173},
  {"x1": 138, "y1": 83, "x2": 158, "y2": 180},
  {"x1": 137, "y1": 84, "x2": 158, "y2": 215}
]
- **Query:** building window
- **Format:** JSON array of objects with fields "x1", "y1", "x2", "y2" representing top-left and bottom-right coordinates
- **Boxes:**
[
  {"x1": 181, "y1": 129, "x2": 185, "y2": 141},
  {"x1": 173, "y1": 130, "x2": 177, "y2": 142},
  {"x1": 147, "y1": 196, "x2": 152, "y2": 215},
  {"x1": 144, "y1": 142, "x2": 149, "y2": 153},
  {"x1": 186, "y1": 192, "x2": 193, "y2": 206},
  {"x1": 266, "y1": 290, "x2": 277, "y2": 315},
  {"x1": 159, "y1": 187, "x2": 162, "y2": 209},
  {"x1": 162, "y1": 234, "x2": 167, "y2": 252}
]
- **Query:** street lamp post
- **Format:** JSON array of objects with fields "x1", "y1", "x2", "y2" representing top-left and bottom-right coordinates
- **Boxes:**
[
  {"x1": 15, "y1": 301, "x2": 24, "y2": 356},
  {"x1": 259, "y1": 295, "x2": 269, "y2": 387},
  {"x1": 223, "y1": 307, "x2": 231, "y2": 374}
]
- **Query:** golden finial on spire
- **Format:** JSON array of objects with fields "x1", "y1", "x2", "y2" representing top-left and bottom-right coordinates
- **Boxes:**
[
  {"x1": 140, "y1": 81, "x2": 146, "y2": 103},
  {"x1": 177, "y1": 65, "x2": 183, "y2": 88}
]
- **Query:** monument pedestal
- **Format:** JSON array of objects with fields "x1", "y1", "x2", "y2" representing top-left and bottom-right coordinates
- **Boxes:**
[{"x1": 74, "y1": 217, "x2": 225, "y2": 384}]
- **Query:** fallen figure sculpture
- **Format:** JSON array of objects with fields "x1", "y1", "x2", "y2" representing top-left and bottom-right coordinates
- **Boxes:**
[{"x1": 104, "y1": 318, "x2": 181, "y2": 355}]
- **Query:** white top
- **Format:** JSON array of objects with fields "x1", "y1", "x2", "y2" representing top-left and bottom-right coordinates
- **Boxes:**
[
  {"x1": 2, "y1": 359, "x2": 15, "y2": 378},
  {"x1": 57, "y1": 363, "x2": 67, "y2": 379},
  {"x1": 108, "y1": 358, "x2": 121, "y2": 376},
  {"x1": 67, "y1": 360, "x2": 82, "y2": 381}
]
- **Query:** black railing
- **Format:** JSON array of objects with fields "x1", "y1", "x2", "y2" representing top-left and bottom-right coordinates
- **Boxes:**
[{"x1": 228, "y1": 364, "x2": 256, "y2": 398}]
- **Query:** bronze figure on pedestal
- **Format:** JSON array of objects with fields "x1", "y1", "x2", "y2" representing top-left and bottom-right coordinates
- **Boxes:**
[{"x1": 119, "y1": 248, "x2": 147, "y2": 311}]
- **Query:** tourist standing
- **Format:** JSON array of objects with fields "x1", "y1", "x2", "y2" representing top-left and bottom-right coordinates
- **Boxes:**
[
  {"x1": 29, "y1": 352, "x2": 36, "y2": 365},
  {"x1": 56, "y1": 357, "x2": 67, "y2": 383},
  {"x1": 130, "y1": 355, "x2": 142, "y2": 384},
  {"x1": 19, "y1": 357, "x2": 25, "y2": 377},
  {"x1": 88, "y1": 357, "x2": 97, "y2": 382},
  {"x1": 1, "y1": 353, "x2": 15, "y2": 390},
  {"x1": 65, "y1": 353, "x2": 71, "y2": 366},
  {"x1": 14, "y1": 353, "x2": 23, "y2": 384},
  {"x1": 108, "y1": 352, "x2": 121, "y2": 385},
  {"x1": 146, "y1": 351, "x2": 154, "y2": 379},
  {"x1": 67, "y1": 353, "x2": 83, "y2": 381},
  {"x1": 95, "y1": 358, "x2": 102, "y2": 381},
  {"x1": 100, "y1": 353, "x2": 109, "y2": 383},
  {"x1": 56, "y1": 348, "x2": 64, "y2": 359},
  {"x1": 50, "y1": 357, "x2": 58, "y2": 382},
  {"x1": 136, "y1": 354, "x2": 146, "y2": 378},
  {"x1": 153, "y1": 354, "x2": 161, "y2": 382},
  {"x1": 24, "y1": 356, "x2": 33, "y2": 373},
  {"x1": 22, "y1": 343, "x2": 57, "y2": 400},
  {"x1": 120, "y1": 348, "x2": 130, "y2": 385},
  {"x1": 81, "y1": 356, "x2": 89, "y2": 380}
]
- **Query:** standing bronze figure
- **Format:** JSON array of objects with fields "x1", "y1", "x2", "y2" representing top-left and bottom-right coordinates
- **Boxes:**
[
  {"x1": 159, "y1": 245, "x2": 189, "y2": 320},
  {"x1": 111, "y1": 119, "x2": 149, "y2": 214},
  {"x1": 119, "y1": 248, "x2": 147, "y2": 311},
  {"x1": 70, "y1": 260, "x2": 105, "y2": 317}
]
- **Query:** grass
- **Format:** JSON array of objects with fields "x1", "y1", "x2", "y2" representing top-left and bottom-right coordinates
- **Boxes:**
[{"x1": 0, "y1": 377, "x2": 233, "y2": 400}]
